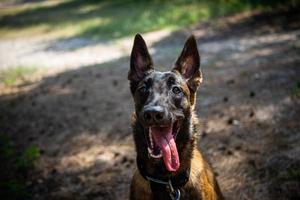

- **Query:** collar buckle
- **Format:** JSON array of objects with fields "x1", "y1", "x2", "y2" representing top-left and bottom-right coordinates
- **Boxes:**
[
  {"x1": 169, "y1": 189, "x2": 181, "y2": 200},
  {"x1": 145, "y1": 176, "x2": 181, "y2": 200},
  {"x1": 167, "y1": 179, "x2": 181, "y2": 200}
]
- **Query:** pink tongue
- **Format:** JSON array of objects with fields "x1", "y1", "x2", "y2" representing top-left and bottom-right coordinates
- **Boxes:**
[{"x1": 151, "y1": 126, "x2": 180, "y2": 172}]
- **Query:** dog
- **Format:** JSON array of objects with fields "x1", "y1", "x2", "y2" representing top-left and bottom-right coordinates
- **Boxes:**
[{"x1": 128, "y1": 34, "x2": 224, "y2": 200}]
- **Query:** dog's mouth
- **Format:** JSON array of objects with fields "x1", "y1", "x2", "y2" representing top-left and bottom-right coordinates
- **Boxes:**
[{"x1": 145, "y1": 120, "x2": 181, "y2": 172}]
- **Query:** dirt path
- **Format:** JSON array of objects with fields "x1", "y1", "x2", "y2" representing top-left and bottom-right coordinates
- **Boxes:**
[
  {"x1": 0, "y1": 8, "x2": 300, "y2": 200},
  {"x1": 0, "y1": 30, "x2": 172, "y2": 71}
]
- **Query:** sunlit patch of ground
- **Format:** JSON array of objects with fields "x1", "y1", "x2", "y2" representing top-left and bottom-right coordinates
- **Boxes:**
[{"x1": 2, "y1": 0, "x2": 286, "y2": 40}]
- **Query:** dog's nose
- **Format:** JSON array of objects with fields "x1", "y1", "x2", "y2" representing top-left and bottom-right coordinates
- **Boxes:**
[{"x1": 143, "y1": 106, "x2": 165, "y2": 124}]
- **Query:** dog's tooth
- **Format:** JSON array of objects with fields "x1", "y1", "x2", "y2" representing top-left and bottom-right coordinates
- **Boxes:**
[
  {"x1": 151, "y1": 152, "x2": 162, "y2": 158},
  {"x1": 157, "y1": 150, "x2": 162, "y2": 158},
  {"x1": 149, "y1": 132, "x2": 154, "y2": 148},
  {"x1": 147, "y1": 147, "x2": 162, "y2": 159},
  {"x1": 150, "y1": 137, "x2": 153, "y2": 148},
  {"x1": 150, "y1": 152, "x2": 155, "y2": 158},
  {"x1": 147, "y1": 147, "x2": 152, "y2": 154}
]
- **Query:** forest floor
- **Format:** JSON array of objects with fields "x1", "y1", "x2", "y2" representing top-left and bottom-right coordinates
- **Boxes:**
[{"x1": 0, "y1": 7, "x2": 300, "y2": 200}]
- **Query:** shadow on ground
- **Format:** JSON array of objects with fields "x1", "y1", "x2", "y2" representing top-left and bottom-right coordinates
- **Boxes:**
[{"x1": 0, "y1": 7, "x2": 300, "y2": 200}]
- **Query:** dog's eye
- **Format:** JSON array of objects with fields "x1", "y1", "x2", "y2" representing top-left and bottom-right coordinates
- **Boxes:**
[
  {"x1": 139, "y1": 86, "x2": 147, "y2": 93},
  {"x1": 172, "y1": 86, "x2": 181, "y2": 94}
]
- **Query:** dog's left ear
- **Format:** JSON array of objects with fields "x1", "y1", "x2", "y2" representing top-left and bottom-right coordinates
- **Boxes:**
[{"x1": 173, "y1": 35, "x2": 202, "y2": 92}]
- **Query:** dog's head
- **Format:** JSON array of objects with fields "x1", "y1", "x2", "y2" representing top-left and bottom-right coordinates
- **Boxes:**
[{"x1": 128, "y1": 34, "x2": 202, "y2": 172}]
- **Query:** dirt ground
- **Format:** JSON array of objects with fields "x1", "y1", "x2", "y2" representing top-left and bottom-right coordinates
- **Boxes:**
[{"x1": 0, "y1": 8, "x2": 300, "y2": 200}]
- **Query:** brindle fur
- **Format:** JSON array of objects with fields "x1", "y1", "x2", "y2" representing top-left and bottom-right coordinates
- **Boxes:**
[{"x1": 128, "y1": 34, "x2": 224, "y2": 200}]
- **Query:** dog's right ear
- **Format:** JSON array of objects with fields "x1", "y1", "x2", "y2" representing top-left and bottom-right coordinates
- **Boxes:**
[{"x1": 128, "y1": 34, "x2": 153, "y2": 88}]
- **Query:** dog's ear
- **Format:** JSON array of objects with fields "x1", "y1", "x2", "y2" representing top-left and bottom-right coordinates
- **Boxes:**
[
  {"x1": 173, "y1": 35, "x2": 202, "y2": 92},
  {"x1": 128, "y1": 34, "x2": 153, "y2": 86}
]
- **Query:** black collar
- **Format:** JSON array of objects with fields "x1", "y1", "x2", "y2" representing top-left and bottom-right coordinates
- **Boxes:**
[{"x1": 137, "y1": 158, "x2": 190, "y2": 200}]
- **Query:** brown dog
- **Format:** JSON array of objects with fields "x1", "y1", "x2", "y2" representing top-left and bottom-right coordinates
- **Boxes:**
[{"x1": 128, "y1": 34, "x2": 224, "y2": 200}]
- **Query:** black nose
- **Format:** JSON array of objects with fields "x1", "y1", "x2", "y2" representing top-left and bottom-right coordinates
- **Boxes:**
[{"x1": 143, "y1": 106, "x2": 165, "y2": 124}]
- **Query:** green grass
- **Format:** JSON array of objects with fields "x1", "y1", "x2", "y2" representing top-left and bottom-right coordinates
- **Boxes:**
[
  {"x1": 0, "y1": 133, "x2": 40, "y2": 200},
  {"x1": 0, "y1": 0, "x2": 297, "y2": 40},
  {"x1": 290, "y1": 82, "x2": 300, "y2": 99},
  {"x1": 0, "y1": 66, "x2": 36, "y2": 86}
]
